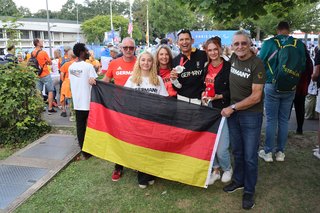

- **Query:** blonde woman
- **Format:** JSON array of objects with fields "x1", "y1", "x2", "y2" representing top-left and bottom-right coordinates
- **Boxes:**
[
  {"x1": 125, "y1": 51, "x2": 168, "y2": 97},
  {"x1": 124, "y1": 51, "x2": 168, "y2": 188}
]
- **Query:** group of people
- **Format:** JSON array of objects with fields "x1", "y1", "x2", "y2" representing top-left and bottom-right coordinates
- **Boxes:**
[
  {"x1": 71, "y1": 27, "x2": 263, "y2": 210},
  {"x1": 20, "y1": 20, "x2": 319, "y2": 210}
]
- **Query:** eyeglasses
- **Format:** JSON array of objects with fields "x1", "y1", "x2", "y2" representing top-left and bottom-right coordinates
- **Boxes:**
[
  {"x1": 122, "y1": 46, "x2": 135, "y2": 51},
  {"x1": 233, "y1": 41, "x2": 248, "y2": 47}
]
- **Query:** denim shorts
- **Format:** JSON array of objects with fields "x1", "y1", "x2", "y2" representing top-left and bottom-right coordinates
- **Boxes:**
[{"x1": 37, "y1": 74, "x2": 54, "y2": 93}]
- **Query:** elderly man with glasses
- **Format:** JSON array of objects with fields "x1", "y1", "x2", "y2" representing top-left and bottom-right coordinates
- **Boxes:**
[
  {"x1": 221, "y1": 30, "x2": 265, "y2": 210},
  {"x1": 102, "y1": 37, "x2": 137, "y2": 181}
]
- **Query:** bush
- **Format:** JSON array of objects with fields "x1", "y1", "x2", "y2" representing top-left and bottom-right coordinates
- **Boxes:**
[{"x1": 0, "y1": 63, "x2": 50, "y2": 145}]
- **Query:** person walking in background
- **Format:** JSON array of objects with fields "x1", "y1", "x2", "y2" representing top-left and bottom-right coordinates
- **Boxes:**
[
  {"x1": 292, "y1": 45, "x2": 313, "y2": 134},
  {"x1": 155, "y1": 45, "x2": 177, "y2": 97},
  {"x1": 258, "y1": 21, "x2": 306, "y2": 162},
  {"x1": 311, "y1": 44, "x2": 320, "y2": 160},
  {"x1": 4, "y1": 44, "x2": 17, "y2": 63},
  {"x1": 60, "y1": 49, "x2": 77, "y2": 118},
  {"x1": 32, "y1": 38, "x2": 56, "y2": 114},
  {"x1": 124, "y1": 51, "x2": 168, "y2": 188},
  {"x1": 201, "y1": 36, "x2": 232, "y2": 185},
  {"x1": 51, "y1": 49, "x2": 62, "y2": 108},
  {"x1": 102, "y1": 37, "x2": 137, "y2": 182},
  {"x1": 221, "y1": 30, "x2": 265, "y2": 210},
  {"x1": 69, "y1": 43, "x2": 97, "y2": 159},
  {"x1": 61, "y1": 46, "x2": 71, "y2": 66},
  {"x1": 86, "y1": 50, "x2": 100, "y2": 73}
]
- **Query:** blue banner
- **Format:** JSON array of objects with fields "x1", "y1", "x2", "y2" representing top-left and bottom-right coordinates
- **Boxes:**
[{"x1": 167, "y1": 30, "x2": 240, "y2": 48}]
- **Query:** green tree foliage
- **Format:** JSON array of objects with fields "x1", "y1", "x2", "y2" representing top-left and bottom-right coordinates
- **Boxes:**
[
  {"x1": 149, "y1": 0, "x2": 196, "y2": 38},
  {"x1": 178, "y1": 0, "x2": 319, "y2": 23},
  {"x1": 42, "y1": 0, "x2": 130, "y2": 22},
  {"x1": 0, "y1": 64, "x2": 50, "y2": 144},
  {"x1": 131, "y1": 0, "x2": 148, "y2": 43},
  {"x1": 81, "y1": 15, "x2": 142, "y2": 44},
  {"x1": 1, "y1": 17, "x2": 23, "y2": 47},
  {"x1": 17, "y1": 7, "x2": 32, "y2": 17},
  {"x1": 32, "y1": 9, "x2": 61, "y2": 19},
  {"x1": 0, "y1": 0, "x2": 19, "y2": 16},
  {"x1": 251, "y1": 2, "x2": 320, "y2": 39}
]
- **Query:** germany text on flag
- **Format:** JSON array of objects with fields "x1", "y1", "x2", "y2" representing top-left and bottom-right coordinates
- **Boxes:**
[{"x1": 83, "y1": 81, "x2": 223, "y2": 188}]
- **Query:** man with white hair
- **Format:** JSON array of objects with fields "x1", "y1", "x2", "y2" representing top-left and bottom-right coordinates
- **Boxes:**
[
  {"x1": 221, "y1": 30, "x2": 265, "y2": 210},
  {"x1": 102, "y1": 37, "x2": 137, "y2": 181}
]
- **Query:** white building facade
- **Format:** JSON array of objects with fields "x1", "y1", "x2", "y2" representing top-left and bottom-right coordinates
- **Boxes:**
[{"x1": 0, "y1": 17, "x2": 84, "y2": 55}]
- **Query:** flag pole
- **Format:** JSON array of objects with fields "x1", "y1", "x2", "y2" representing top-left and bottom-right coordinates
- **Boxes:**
[
  {"x1": 129, "y1": 1, "x2": 133, "y2": 38},
  {"x1": 110, "y1": 0, "x2": 114, "y2": 44},
  {"x1": 146, "y1": 1, "x2": 149, "y2": 47}
]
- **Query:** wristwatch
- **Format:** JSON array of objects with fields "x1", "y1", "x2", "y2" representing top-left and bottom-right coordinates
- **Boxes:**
[{"x1": 231, "y1": 104, "x2": 237, "y2": 111}]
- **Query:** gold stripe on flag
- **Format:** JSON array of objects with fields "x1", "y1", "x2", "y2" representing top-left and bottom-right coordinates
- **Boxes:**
[{"x1": 83, "y1": 128, "x2": 210, "y2": 187}]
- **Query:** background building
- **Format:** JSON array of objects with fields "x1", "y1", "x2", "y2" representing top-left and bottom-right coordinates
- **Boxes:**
[{"x1": 0, "y1": 17, "x2": 84, "y2": 56}]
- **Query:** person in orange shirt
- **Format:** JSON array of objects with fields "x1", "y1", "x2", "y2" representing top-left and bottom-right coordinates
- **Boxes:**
[
  {"x1": 61, "y1": 46, "x2": 71, "y2": 67},
  {"x1": 86, "y1": 50, "x2": 100, "y2": 73},
  {"x1": 32, "y1": 38, "x2": 56, "y2": 114},
  {"x1": 60, "y1": 49, "x2": 77, "y2": 117},
  {"x1": 102, "y1": 37, "x2": 136, "y2": 86},
  {"x1": 102, "y1": 37, "x2": 137, "y2": 181}
]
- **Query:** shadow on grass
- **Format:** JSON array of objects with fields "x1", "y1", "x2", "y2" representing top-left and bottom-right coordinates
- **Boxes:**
[{"x1": 15, "y1": 131, "x2": 320, "y2": 213}]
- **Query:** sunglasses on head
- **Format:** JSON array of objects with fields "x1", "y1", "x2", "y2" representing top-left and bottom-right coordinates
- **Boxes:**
[
  {"x1": 233, "y1": 41, "x2": 248, "y2": 47},
  {"x1": 122, "y1": 46, "x2": 135, "y2": 51}
]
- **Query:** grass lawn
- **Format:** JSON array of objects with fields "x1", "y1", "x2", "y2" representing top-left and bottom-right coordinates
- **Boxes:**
[{"x1": 11, "y1": 131, "x2": 320, "y2": 213}]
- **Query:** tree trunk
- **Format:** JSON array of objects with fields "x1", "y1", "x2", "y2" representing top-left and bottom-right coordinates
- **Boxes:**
[{"x1": 256, "y1": 27, "x2": 260, "y2": 41}]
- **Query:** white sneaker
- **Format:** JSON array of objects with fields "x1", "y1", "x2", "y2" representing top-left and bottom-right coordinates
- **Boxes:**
[
  {"x1": 208, "y1": 171, "x2": 220, "y2": 185},
  {"x1": 139, "y1": 184, "x2": 147, "y2": 189},
  {"x1": 313, "y1": 151, "x2": 320, "y2": 160},
  {"x1": 259, "y1": 150, "x2": 273, "y2": 162},
  {"x1": 275, "y1": 151, "x2": 285, "y2": 162},
  {"x1": 148, "y1": 180, "x2": 155, "y2": 185},
  {"x1": 312, "y1": 148, "x2": 319, "y2": 152},
  {"x1": 221, "y1": 168, "x2": 233, "y2": 183}
]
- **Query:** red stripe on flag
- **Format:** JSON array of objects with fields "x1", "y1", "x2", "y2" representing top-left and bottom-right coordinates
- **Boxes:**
[{"x1": 87, "y1": 102, "x2": 216, "y2": 161}]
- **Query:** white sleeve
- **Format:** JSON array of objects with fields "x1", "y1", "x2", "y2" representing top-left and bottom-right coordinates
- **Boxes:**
[
  {"x1": 124, "y1": 76, "x2": 134, "y2": 88},
  {"x1": 88, "y1": 64, "x2": 98, "y2": 78},
  {"x1": 170, "y1": 78, "x2": 182, "y2": 89},
  {"x1": 158, "y1": 76, "x2": 169, "y2": 97}
]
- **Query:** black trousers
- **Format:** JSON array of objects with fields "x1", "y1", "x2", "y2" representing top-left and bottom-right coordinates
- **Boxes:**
[
  {"x1": 75, "y1": 110, "x2": 89, "y2": 149},
  {"x1": 293, "y1": 94, "x2": 306, "y2": 132},
  {"x1": 137, "y1": 171, "x2": 155, "y2": 185}
]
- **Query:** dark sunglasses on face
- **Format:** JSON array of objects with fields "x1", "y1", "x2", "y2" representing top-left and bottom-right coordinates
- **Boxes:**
[
  {"x1": 233, "y1": 41, "x2": 248, "y2": 47},
  {"x1": 122, "y1": 46, "x2": 135, "y2": 51}
]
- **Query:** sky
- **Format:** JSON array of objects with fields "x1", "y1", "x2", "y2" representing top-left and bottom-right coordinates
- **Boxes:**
[{"x1": 13, "y1": 0, "x2": 85, "y2": 13}]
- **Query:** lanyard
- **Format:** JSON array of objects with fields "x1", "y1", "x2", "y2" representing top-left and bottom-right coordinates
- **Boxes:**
[{"x1": 179, "y1": 56, "x2": 188, "y2": 67}]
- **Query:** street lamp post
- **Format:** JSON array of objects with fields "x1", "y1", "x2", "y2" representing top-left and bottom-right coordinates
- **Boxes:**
[{"x1": 46, "y1": 0, "x2": 53, "y2": 58}]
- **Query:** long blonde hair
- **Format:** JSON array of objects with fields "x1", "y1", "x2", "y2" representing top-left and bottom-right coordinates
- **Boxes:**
[{"x1": 131, "y1": 51, "x2": 160, "y2": 86}]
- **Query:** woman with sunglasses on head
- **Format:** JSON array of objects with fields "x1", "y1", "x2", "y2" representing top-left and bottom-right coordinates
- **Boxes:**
[
  {"x1": 155, "y1": 45, "x2": 177, "y2": 97},
  {"x1": 202, "y1": 37, "x2": 232, "y2": 186},
  {"x1": 124, "y1": 51, "x2": 168, "y2": 189}
]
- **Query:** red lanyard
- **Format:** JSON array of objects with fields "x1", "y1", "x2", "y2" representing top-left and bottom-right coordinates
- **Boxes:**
[{"x1": 179, "y1": 56, "x2": 188, "y2": 67}]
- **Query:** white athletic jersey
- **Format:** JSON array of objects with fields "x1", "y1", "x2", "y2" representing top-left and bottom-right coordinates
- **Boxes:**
[
  {"x1": 124, "y1": 76, "x2": 169, "y2": 97},
  {"x1": 69, "y1": 61, "x2": 98, "y2": 110}
]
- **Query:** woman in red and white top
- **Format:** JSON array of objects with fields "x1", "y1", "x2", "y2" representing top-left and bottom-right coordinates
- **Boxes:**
[
  {"x1": 202, "y1": 36, "x2": 232, "y2": 186},
  {"x1": 155, "y1": 45, "x2": 177, "y2": 97}
]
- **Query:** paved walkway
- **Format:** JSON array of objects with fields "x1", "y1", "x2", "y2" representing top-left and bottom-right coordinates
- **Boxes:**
[
  {"x1": 0, "y1": 134, "x2": 80, "y2": 213},
  {"x1": 0, "y1": 107, "x2": 318, "y2": 212}
]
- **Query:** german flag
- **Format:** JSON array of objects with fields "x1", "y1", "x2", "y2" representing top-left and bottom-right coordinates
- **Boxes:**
[{"x1": 83, "y1": 81, "x2": 222, "y2": 188}]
